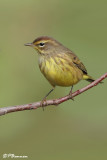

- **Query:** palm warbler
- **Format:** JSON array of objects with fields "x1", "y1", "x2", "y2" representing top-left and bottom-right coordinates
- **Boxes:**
[{"x1": 25, "y1": 36, "x2": 94, "y2": 100}]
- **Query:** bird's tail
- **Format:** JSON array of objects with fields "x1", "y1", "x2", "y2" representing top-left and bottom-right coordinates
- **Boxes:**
[
  {"x1": 83, "y1": 74, "x2": 103, "y2": 83},
  {"x1": 83, "y1": 74, "x2": 95, "y2": 83}
]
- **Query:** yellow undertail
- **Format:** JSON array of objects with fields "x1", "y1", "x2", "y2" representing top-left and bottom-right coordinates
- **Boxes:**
[{"x1": 83, "y1": 74, "x2": 95, "y2": 83}]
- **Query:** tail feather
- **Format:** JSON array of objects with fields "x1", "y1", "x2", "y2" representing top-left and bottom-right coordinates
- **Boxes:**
[
  {"x1": 83, "y1": 74, "x2": 95, "y2": 83},
  {"x1": 83, "y1": 74, "x2": 103, "y2": 83},
  {"x1": 86, "y1": 78, "x2": 95, "y2": 83}
]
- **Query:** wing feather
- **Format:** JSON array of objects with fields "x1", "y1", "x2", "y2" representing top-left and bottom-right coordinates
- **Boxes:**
[{"x1": 67, "y1": 51, "x2": 87, "y2": 74}]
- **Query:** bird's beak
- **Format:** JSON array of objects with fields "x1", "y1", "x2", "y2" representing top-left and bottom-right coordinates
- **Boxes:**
[{"x1": 24, "y1": 43, "x2": 33, "y2": 47}]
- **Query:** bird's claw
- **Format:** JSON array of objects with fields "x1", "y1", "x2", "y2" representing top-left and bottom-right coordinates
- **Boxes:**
[
  {"x1": 40, "y1": 98, "x2": 47, "y2": 111},
  {"x1": 69, "y1": 92, "x2": 74, "y2": 101}
]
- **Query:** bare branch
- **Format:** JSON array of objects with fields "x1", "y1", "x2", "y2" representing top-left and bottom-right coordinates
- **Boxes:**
[{"x1": 0, "y1": 73, "x2": 107, "y2": 116}]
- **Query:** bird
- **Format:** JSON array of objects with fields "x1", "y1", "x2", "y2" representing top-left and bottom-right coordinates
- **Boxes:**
[{"x1": 25, "y1": 36, "x2": 94, "y2": 102}]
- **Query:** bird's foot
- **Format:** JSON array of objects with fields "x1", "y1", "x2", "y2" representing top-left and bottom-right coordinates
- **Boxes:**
[
  {"x1": 40, "y1": 98, "x2": 47, "y2": 111},
  {"x1": 69, "y1": 91, "x2": 74, "y2": 101}
]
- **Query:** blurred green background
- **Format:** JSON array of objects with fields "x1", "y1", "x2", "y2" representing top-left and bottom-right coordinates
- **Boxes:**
[{"x1": 0, "y1": 0, "x2": 107, "y2": 159}]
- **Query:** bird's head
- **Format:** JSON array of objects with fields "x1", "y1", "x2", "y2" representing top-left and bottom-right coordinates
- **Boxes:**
[{"x1": 25, "y1": 36, "x2": 61, "y2": 55}]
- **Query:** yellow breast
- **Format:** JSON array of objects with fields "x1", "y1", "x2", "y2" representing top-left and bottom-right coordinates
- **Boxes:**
[{"x1": 38, "y1": 55, "x2": 83, "y2": 87}]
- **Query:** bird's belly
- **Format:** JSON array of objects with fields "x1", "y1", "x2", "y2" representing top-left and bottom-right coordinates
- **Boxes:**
[{"x1": 39, "y1": 57, "x2": 83, "y2": 87}]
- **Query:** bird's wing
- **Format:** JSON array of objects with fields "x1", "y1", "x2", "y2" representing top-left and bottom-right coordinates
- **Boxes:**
[{"x1": 67, "y1": 51, "x2": 87, "y2": 74}]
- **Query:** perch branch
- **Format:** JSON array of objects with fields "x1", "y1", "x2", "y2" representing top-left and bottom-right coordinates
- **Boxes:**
[{"x1": 0, "y1": 73, "x2": 107, "y2": 116}]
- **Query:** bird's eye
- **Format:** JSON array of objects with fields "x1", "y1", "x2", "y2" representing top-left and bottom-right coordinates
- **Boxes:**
[{"x1": 39, "y1": 42, "x2": 45, "y2": 47}]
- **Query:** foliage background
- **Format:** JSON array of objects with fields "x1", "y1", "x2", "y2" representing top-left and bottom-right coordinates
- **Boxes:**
[{"x1": 0, "y1": 0, "x2": 107, "y2": 159}]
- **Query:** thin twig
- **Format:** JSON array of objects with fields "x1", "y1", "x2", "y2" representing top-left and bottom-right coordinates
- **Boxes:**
[{"x1": 0, "y1": 73, "x2": 107, "y2": 116}]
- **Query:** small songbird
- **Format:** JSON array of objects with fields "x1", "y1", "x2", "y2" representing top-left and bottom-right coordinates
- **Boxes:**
[{"x1": 25, "y1": 36, "x2": 94, "y2": 101}]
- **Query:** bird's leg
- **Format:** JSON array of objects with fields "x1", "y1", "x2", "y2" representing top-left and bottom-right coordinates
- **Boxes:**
[
  {"x1": 41, "y1": 87, "x2": 55, "y2": 110},
  {"x1": 69, "y1": 86, "x2": 74, "y2": 100}
]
